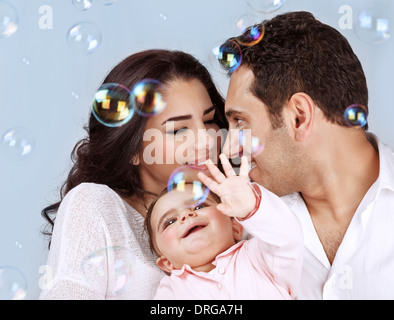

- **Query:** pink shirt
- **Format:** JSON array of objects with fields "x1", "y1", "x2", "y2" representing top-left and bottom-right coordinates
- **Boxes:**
[{"x1": 154, "y1": 185, "x2": 304, "y2": 300}]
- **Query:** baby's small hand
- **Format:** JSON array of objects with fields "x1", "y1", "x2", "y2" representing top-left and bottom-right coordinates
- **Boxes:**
[{"x1": 197, "y1": 154, "x2": 256, "y2": 219}]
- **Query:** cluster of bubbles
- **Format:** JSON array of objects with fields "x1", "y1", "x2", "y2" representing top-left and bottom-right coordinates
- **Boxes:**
[
  {"x1": 92, "y1": 79, "x2": 167, "y2": 127},
  {"x1": 210, "y1": 21, "x2": 265, "y2": 75},
  {"x1": 0, "y1": 0, "x2": 384, "y2": 299},
  {"x1": 209, "y1": 1, "x2": 282, "y2": 75}
]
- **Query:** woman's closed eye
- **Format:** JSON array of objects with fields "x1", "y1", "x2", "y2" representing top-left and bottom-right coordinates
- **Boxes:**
[
  {"x1": 166, "y1": 127, "x2": 188, "y2": 135},
  {"x1": 204, "y1": 118, "x2": 215, "y2": 125}
]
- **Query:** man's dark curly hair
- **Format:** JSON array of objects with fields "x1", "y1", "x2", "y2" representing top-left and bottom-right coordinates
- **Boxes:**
[{"x1": 227, "y1": 11, "x2": 369, "y2": 130}]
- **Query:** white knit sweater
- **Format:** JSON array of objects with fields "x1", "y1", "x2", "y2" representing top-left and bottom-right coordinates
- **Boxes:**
[{"x1": 39, "y1": 183, "x2": 164, "y2": 300}]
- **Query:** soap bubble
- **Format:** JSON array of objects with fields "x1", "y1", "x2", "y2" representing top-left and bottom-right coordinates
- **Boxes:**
[
  {"x1": 246, "y1": 0, "x2": 286, "y2": 14},
  {"x1": 92, "y1": 83, "x2": 133, "y2": 127},
  {"x1": 81, "y1": 246, "x2": 134, "y2": 297},
  {"x1": 22, "y1": 58, "x2": 30, "y2": 66},
  {"x1": 72, "y1": 0, "x2": 93, "y2": 11},
  {"x1": 239, "y1": 129, "x2": 266, "y2": 158},
  {"x1": 210, "y1": 40, "x2": 242, "y2": 74},
  {"x1": 234, "y1": 14, "x2": 265, "y2": 46},
  {"x1": 1, "y1": 127, "x2": 35, "y2": 159},
  {"x1": 167, "y1": 165, "x2": 211, "y2": 208},
  {"x1": 130, "y1": 79, "x2": 166, "y2": 117},
  {"x1": 0, "y1": 0, "x2": 18, "y2": 38},
  {"x1": 0, "y1": 266, "x2": 27, "y2": 300},
  {"x1": 355, "y1": 7, "x2": 391, "y2": 44},
  {"x1": 67, "y1": 22, "x2": 101, "y2": 54},
  {"x1": 344, "y1": 104, "x2": 368, "y2": 128},
  {"x1": 159, "y1": 13, "x2": 167, "y2": 21},
  {"x1": 96, "y1": 0, "x2": 118, "y2": 5}
]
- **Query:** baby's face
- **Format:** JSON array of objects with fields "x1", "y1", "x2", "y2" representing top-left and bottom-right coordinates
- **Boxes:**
[{"x1": 150, "y1": 185, "x2": 242, "y2": 272}]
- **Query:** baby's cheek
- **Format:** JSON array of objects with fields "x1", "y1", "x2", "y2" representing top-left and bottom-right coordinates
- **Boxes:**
[{"x1": 161, "y1": 228, "x2": 179, "y2": 250}]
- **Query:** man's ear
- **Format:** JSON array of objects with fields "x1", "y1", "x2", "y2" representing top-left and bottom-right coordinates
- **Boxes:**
[
  {"x1": 156, "y1": 256, "x2": 175, "y2": 273},
  {"x1": 232, "y1": 219, "x2": 244, "y2": 242},
  {"x1": 286, "y1": 92, "x2": 315, "y2": 142}
]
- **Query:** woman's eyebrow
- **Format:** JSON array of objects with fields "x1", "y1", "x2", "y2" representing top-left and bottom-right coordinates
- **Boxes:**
[
  {"x1": 161, "y1": 105, "x2": 215, "y2": 125},
  {"x1": 203, "y1": 105, "x2": 215, "y2": 115},
  {"x1": 161, "y1": 115, "x2": 192, "y2": 125}
]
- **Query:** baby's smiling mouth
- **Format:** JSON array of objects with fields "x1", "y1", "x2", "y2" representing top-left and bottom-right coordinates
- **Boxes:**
[{"x1": 182, "y1": 223, "x2": 207, "y2": 238}]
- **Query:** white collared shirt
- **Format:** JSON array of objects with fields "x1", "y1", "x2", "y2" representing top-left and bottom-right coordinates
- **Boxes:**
[{"x1": 281, "y1": 135, "x2": 394, "y2": 300}]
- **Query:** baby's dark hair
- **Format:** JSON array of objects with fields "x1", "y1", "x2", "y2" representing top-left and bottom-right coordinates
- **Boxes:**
[
  {"x1": 144, "y1": 184, "x2": 220, "y2": 255},
  {"x1": 145, "y1": 187, "x2": 170, "y2": 255}
]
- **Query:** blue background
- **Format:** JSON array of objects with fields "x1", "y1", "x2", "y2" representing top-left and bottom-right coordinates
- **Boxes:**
[{"x1": 0, "y1": 0, "x2": 393, "y2": 299}]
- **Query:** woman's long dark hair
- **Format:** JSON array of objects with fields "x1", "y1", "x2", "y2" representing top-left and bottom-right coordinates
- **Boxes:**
[{"x1": 41, "y1": 49, "x2": 227, "y2": 248}]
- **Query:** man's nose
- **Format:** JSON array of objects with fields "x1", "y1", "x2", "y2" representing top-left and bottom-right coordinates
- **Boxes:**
[
  {"x1": 179, "y1": 210, "x2": 197, "y2": 224},
  {"x1": 222, "y1": 128, "x2": 242, "y2": 159}
]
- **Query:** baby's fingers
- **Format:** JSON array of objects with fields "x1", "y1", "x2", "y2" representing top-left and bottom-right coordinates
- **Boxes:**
[
  {"x1": 219, "y1": 154, "x2": 236, "y2": 178},
  {"x1": 239, "y1": 156, "x2": 250, "y2": 177},
  {"x1": 197, "y1": 171, "x2": 220, "y2": 195},
  {"x1": 204, "y1": 159, "x2": 226, "y2": 184}
]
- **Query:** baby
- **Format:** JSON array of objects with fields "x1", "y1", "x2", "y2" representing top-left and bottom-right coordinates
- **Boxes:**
[{"x1": 145, "y1": 154, "x2": 304, "y2": 300}]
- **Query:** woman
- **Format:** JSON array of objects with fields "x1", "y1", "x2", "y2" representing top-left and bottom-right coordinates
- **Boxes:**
[{"x1": 39, "y1": 49, "x2": 227, "y2": 299}]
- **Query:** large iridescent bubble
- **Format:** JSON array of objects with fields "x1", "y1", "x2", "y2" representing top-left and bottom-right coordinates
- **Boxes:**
[
  {"x1": 234, "y1": 14, "x2": 265, "y2": 47},
  {"x1": 92, "y1": 83, "x2": 134, "y2": 127},
  {"x1": 130, "y1": 79, "x2": 167, "y2": 117},
  {"x1": 167, "y1": 165, "x2": 211, "y2": 208},
  {"x1": 213, "y1": 40, "x2": 242, "y2": 74}
]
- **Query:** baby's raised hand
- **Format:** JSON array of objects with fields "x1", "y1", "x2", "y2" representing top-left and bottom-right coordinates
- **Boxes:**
[{"x1": 198, "y1": 154, "x2": 257, "y2": 219}]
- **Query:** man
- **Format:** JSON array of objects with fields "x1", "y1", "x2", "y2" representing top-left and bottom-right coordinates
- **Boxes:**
[{"x1": 221, "y1": 11, "x2": 394, "y2": 299}]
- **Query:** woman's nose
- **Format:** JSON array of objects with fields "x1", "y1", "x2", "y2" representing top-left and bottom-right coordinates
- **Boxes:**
[
  {"x1": 194, "y1": 128, "x2": 216, "y2": 153},
  {"x1": 179, "y1": 210, "x2": 197, "y2": 224}
]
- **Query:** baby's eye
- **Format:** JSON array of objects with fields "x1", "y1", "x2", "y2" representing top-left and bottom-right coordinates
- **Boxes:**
[
  {"x1": 194, "y1": 204, "x2": 205, "y2": 211},
  {"x1": 163, "y1": 218, "x2": 177, "y2": 229}
]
